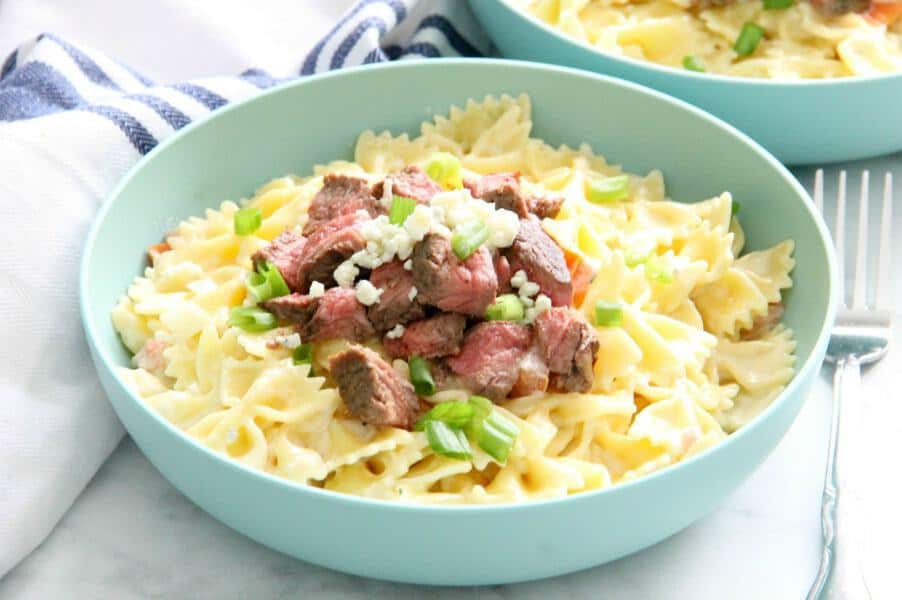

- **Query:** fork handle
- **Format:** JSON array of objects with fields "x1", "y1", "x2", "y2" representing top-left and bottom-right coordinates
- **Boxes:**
[{"x1": 806, "y1": 356, "x2": 872, "y2": 600}]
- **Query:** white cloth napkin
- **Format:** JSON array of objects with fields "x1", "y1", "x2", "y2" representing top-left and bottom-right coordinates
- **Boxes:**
[{"x1": 0, "y1": 0, "x2": 490, "y2": 577}]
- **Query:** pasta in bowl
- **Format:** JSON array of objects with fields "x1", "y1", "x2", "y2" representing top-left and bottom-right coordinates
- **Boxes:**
[
  {"x1": 80, "y1": 60, "x2": 836, "y2": 584},
  {"x1": 113, "y1": 94, "x2": 797, "y2": 504}
]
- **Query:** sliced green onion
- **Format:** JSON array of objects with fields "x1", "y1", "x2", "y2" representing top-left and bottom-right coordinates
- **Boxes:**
[
  {"x1": 389, "y1": 195, "x2": 417, "y2": 225},
  {"x1": 415, "y1": 401, "x2": 476, "y2": 431},
  {"x1": 587, "y1": 175, "x2": 630, "y2": 204},
  {"x1": 229, "y1": 306, "x2": 277, "y2": 332},
  {"x1": 234, "y1": 207, "x2": 262, "y2": 235},
  {"x1": 763, "y1": 0, "x2": 793, "y2": 9},
  {"x1": 485, "y1": 294, "x2": 525, "y2": 322},
  {"x1": 594, "y1": 300, "x2": 623, "y2": 327},
  {"x1": 247, "y1": 261, "x2": 290, "y2": 302},
  {"x1": 425, "y1": 420, "x2": 472, "y2": 460},
  {"x1": 477, "y1": 411, "x2": 519, "y2": 464},
  {"x1": 451, "y1": 219, "x2": 489, "y2": 261},
  {"x1": 292, "y1": 343, "x2": 313, "y2": 365},
  {"x1": 424, "y1": 152, "x2": 463, "y2": 190},
  {"x1": 624, "y1": 249, "x2": 651, "y2": 268},
  {"x1": 408, "y1": 356, "x2": 436, "y2": 396},
  {"x1": 645, "y1": 255, "x2": 674, "y2": 284},
  {"x1": 682, "y1": 55, "x2": 706, "y2": 72},
  {"x1": 731, "y1": 200, "x2": 741, "y2": 217},
  {"x1": 734, "y1": 22, "x2": 765, "y2": 57}
]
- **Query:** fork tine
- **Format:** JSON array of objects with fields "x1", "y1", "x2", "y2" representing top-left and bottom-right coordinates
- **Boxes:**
[
  {"x1": 835, "y1": 171, "x2": 847, "y2": 305},
  {"x1": 876, "y1": 173, "x2": 893, "y2": 309},
  {"x1": 814, "y1": 169, "x2": 824, "y2": 214},
  {"x1": 852, "y1": 171, "x2": 869, "y2": 309}
]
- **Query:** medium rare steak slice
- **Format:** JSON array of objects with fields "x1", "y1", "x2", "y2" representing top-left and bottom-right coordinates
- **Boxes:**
[
  {"x1": 464, "y1": 172, "x2": 529, "y2": 218},
  {"x1": 528, "y1": 194, "x2": 565, "y2": 219},
  {"x1": 411, "y1": 234, "x2": 498, "y2": 317},
  {"x1": 303, "y1": 174, "x2": 382, "y2": 236},
  {"x1": 534, "y1": 307, "x2": 599, "y2": 393},
  {"x1": 373, "y1": 165, "x2": 442, "y2": 204},
  {"x1": 505, "y1": 217, "x2": 572, "y2": 307},
  {"x1": 510, "y1": 343, "x2": 550, "y2": 397},
  {"x1": 301, "y1": 288, "x2": 374, "y2": 342},
  {"x1": 366, "y1": 260, "x2": 425, "y2": 332},
  {"x1": 295, "y1": 211, "x2": 367, "y2": 291},
  {"x1": 383, "y1": 313, "x2": 467, "y2": 360},
  {"x1": 330, "y1": 344, "x2": 420, "y2": 430},
  {"x1": 445, "y1": 321, "x2": 533, "y2": 401},
  {"x1": 262, "y1": 292, "x2": 318, "y2": 324},
  {"x1": 252, "y1": 230, "x2": 307, "y2": 292}
]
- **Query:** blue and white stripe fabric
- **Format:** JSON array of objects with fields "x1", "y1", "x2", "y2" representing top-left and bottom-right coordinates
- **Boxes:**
[
  {"x1": 0, "y1": 0, "x2": 489, "y2": 580},
  {"x1": 0, "y1": 0, "x2": 488, "y2": 154}
]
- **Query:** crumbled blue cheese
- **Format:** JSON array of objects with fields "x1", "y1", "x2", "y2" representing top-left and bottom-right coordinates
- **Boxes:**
[
  {"x1": 309, "y1": 281, "x2": 325, "y2": 298},
  {"x1": 385, "y1": 324, "x2": 405, "y2": 339},
  {"x1": 333, "y1": 186, "x2": 521, "y2": 288},
  {"x1": 403, "y1": 259, "x2": 413, "y2": 271},
  {"x1": 407, "y1": 286, "x2": 418, "y2": 302},
  {"x1": 524, "y1": 293, "x2": 553, "y2": 324},
  {"x1": 510, "y1": 269, "x2": 528, "y2": 289},
  {"x1": 519, "y1": 281, "x2": 540, "y2": 298},
  {"x1": 380, "y1": 178, "x2": 393, "y2": 209},
  {"x1": 273, "y1": 332, "x2": 302, "y2": 349},
  {"x1": 334, "y1": 261, "x2": 359, "y2": 288},
  {"x1": 355, "y1": 279, "x2": 384, "y2": 306}
]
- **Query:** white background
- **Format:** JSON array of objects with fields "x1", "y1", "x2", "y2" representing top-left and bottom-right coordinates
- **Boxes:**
[{"x1": 0, "y1": 1, "x2": 900, "y2": 598}]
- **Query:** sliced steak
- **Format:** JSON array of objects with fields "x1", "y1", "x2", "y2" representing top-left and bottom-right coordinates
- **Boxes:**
[
  {"x1": 505, "y1": 217, "x2": 572, "y2": 307},
  {"x1": 262, "y1": 292, "x2": 318, "y2": 324},
  {"x1": 445, "y1": 321, "x2": 533, "y2": 401},
  {"x1": 252, "y1": 230, "x2": 307, "y2": 291},
  {"x1": 301, "y1": 288, "x2": 374, "y2": 342},
  {"x1": 534, "y1": 307, "x2": 599, "y2": 393},
  {"x1": 366, "y1": 260, "x2": 425, "y2": 332},
  {"x1": 303, "y1": 174, "x2": 381, "y2": 236},
  {"x1": 330, "y1": 344, "x2": 420, "y2": 430},
  {"x1": 296, "y1": 211, "x2": 367, "y2": 291},
  {"x1": 383, "y1": 313, "x2": 467, "y2": 360},
  {"x1": 464, "y1": 172, "x2": 529, "y2": 218},
  {"x1": 528, "y1": 194, "x2": 564, "y2": 219},
  {"x1": 373, "y1": 166, "x2": 442, "y2": 204},
  {"x1": 510, "y1": 343, "x2": 550, "y2": 397},
  {"x1": 412, "y1": 234, "x2": 498, "y2": 317},
  {"x1": 494, "y1": 253, "x2": 513, "y2": 294}
]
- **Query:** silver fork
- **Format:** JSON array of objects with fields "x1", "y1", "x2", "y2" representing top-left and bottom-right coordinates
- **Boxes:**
[{"x1": 806, "y1": 170, "x2": 893, "y2": 600}]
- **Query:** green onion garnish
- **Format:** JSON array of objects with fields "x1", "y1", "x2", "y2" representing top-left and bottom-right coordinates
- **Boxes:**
[
  {"x1": 424, "y1": 152, "x2": 463, "y2": 190},
  {"x1": 485, "y1": 294, "x2": 525, "y2": 322},
  {"x1": 645, "y1": 256, "x2": 674, "y2": 284},
  {"x1": 763, "y1": 0, "x2": 793, "y2": 8},
  {"x1": 234, "y1": 207, "x2": 262, "y2": 235},
  {"x1": 464, "y1": 395, "x2": 494, "y2": 439},
  {"x1": 424, "y1": 420, "x2": 472, "y2": 460},
  {"x1": 734, "y1": 22, "x2": 765, "y2": 57},
  {"x1": 228, "y1": 306, "x2": 277, "y2": 332},
  {"x1": 451, "y1": 219, "x2": 489, "y2": 261},
  {"x1": 247, "y1": 261, "x2": 290, "y2": 302},
  {"x1": 408, "y1": 356, "x2": 436, "y2": 396},
  {"x1": 587, "y1": 175, "x2": 630, "y2": 204},
  {"x1": 415, "y1": 401, "x2": 476, "y2": 431},
  {"x1": 594, "y1": 300, "x2": 623, "y2": 327},
  {"x1": 292, "y1": 343, "x2": 313, "y2": 365},
  {"x1": 731, "y1": 200, "x2": 741, "y2": 217},
  {"x1": 476, "y1": 411, "x2": 519, "y2": 464},
  {"x1": 682, "y1": 55, "x2": 706, "y2": 72},
  {"x1": 389, "y1": 195, "x2": 417, "y2": 225},
  {"x1": 624, "y1": 249, "x2": 651, "y2": 268}
]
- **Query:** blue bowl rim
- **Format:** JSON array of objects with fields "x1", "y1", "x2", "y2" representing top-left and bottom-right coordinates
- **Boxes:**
[
  {"x1": 477, "y1": 0, "x2": 902, "y2": 87},
  {"x1": 79, "y1": 57, "x2": 839, "y2": 514}
]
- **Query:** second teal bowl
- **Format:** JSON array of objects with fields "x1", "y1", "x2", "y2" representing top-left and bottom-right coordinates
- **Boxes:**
[
  {"x1": 80, "y1": 60, "x2": 837, "y2": 585},
  {"x1": 470, "y1": 0, "x2": 902, "y2": 166}
]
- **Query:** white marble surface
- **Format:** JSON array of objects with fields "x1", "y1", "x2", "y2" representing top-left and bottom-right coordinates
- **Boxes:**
[
  {"x1": 2, "y1": 161, "x2": 900, "y2": 599},
  {"x1": 1, "y1": 2, "x2": 901, "y2": 596}
]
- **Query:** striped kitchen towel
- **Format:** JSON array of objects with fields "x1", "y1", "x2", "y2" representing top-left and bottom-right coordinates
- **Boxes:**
[{"x1": 0, "y1": 0, "x2": 489, "y2": 578}]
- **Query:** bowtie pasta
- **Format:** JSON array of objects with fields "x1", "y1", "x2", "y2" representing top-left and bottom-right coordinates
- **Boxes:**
[
  {"x1": 511, "y1": 0, "x2": 902, "y2": 78},
  {"x1": 112, "y1": 94, "x2": 796, "y2": 505}
]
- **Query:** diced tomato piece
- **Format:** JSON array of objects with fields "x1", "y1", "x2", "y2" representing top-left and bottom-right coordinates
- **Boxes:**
[
  {"x1": 868, "y1": 1, "x2": 902, "y2": 23},
  {"x1": 147, "y1": 241, "x2": 171, "y2": 264},
  {"x1": 564, "y1": 250, "x2": 596, "y2": 307}
]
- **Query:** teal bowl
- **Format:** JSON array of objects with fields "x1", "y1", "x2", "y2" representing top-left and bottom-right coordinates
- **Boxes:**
[
  {"x1": 470, "y1": 0, "x2": 902, "y2": 166},
  {"x1": 80, "y1": 59, "x2": 837, "y2": 585}
]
